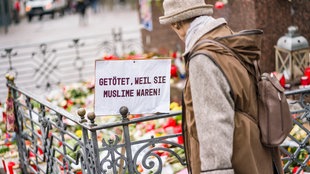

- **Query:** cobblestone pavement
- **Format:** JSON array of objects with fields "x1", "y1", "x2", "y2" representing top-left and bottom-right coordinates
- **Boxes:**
[{"x1": 0, "y1": 3, "x2": 141, "y2": 48}]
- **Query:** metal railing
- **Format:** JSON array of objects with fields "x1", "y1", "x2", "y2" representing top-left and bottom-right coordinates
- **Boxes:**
[
  {"x1": 281, "y1": 88, "x2": 310, "y2": 173},
  {"x1": 6, "y1": 75, "x2": 186, "y2": 174},
  {"x1": 0, "y1": 28, "x2": 142, "y2": 104},
  {"x1": 2, "y1": 12, "x2": 309, "y2": 173},
  {"x1": 5, "y1": 74, "x2": 310, "y2": 173}
]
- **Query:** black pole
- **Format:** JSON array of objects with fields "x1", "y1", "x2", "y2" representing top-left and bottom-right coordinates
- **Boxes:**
[{"x1": 0, "y1": 0, "x2": 9, "y2": 34}]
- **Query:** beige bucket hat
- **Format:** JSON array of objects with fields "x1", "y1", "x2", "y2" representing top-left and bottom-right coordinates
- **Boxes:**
[{"x1": 159, "y1": 0, "x2": 214, "y2": 25}]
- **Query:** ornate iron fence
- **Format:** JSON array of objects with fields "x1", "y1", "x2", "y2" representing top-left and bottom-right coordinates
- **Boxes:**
[
  {"x1": 0, "y1": 28, "x2": 142, "y2": 105},
  {"x1": 281, "y1": 88, "x2": 310, "y2": 173},
  {"x1": 5, "y1": 72, "x2": 310, "y2": 173},
  {"x1": 2, "y1": 16, "x2": 309, "y2": 173},
  {"x1": 5, "y1": 74, "x2": 186, "y2": 174}
]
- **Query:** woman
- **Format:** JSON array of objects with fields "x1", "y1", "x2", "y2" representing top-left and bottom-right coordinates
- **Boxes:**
[{"x1": 159, "y1": 0, "x2": 283, "y2": 173}]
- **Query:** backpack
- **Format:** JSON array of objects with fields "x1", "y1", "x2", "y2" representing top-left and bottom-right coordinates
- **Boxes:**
[
  {"x1": 257, "y1": 71, "x2": 292, "y2": 146},
  {"x1": 188, "y1": 35, "x2": 293, "y2": 147}
]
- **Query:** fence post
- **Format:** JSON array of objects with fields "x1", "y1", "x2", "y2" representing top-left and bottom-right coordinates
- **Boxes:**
[
  {"x1": 120, "y1": 106, "x2": 134, "y2": 173},
  {"x1": 77, "y1": 108, "x2": 99, "y2": 174},
  {"x1": 77, "y1": 108, "x2": 92, "y2": 173},
  {"x1": 87, "y1": 111, "x2": 101, "y2": 173},
  {"x1": 6, "y1": 74, "x2": 28, "y2": 174}
]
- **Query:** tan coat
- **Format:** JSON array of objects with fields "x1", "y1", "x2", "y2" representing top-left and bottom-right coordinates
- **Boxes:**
[{"x1": 182, "y1": 20, "x2": 283, "y2": 174}]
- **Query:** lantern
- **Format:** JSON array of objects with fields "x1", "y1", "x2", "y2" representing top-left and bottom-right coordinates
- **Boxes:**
[{"x1": 275, "y1": 26, "x2": 309, "y2": 81}]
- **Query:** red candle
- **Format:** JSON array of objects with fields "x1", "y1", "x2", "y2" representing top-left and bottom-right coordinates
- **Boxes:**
[
  {"x1": 304, "y1": 67, "x2": 310, "y2": 84},
  {"x1": 279, "y1": 75, "x2": 286, "y2": 88},
  {"x1": 301, "y1": 76, "x2": 308, "y2": 86},
  {"x1": 7, "y1": 162, "x2": 15, "y2": 174}
]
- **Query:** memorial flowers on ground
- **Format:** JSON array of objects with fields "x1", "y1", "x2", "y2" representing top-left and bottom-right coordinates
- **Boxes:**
[
  {"x1": 2, "y1": 51, "x2": 310, "y2": 173},
  {"x1": 36, "y1": 52, "x2": 187, "y2": 173}
]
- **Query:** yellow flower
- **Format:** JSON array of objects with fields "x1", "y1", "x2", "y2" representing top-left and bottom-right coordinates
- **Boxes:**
[
  {"x1": 75, "y1": 130, "x2": 83, "y2": 138},
  {"x1": 170, "y1": 102, "x2": 179, "y2": 110}
]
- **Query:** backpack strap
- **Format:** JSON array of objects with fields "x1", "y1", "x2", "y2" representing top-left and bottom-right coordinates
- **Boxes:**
[
  {"x1": 253, "y1": 59, "x2": 262, "y2": 83},
  {"x1": 186, "y1": 38, "x2": 260, "y2": 123},
  {"x1": 189, "y1": 38, "x2": 259, "y2": 80}
]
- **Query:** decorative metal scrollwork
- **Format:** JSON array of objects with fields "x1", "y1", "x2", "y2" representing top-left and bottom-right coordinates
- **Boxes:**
[
  {"x1": 69, "y1": 39, "x2": 85, "y2": 81},
  {"x1": 100, "y1": 135, "x2": 128, "y2": 173},
  {"x1": 132, "y1": 137, "x2": 186, "y2": 174},
  {"x1": 1, "y1": 48, "x2": 18, "y2": 78},
  {"x1": 31, "y1": 43, "x2": 58, "y2": 90}
]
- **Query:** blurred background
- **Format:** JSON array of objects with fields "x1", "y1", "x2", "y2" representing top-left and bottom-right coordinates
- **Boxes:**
[{"x1": 0, "y1": 0, "x2": 309, "y2": 103}]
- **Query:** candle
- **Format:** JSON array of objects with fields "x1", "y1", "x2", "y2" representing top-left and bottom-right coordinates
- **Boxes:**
[
  {"x1": 7, "y1": 162, "x2": 15, "y2": 174},
  {"x1": 279, "y1": 75, "x2": 286, "y2": 88},
  {"x1": 304, "y1": 67, "x2": 310, "y2": 84},
  {"x1": 301, "y1": 76, "x2": 308, "y2": 86}
]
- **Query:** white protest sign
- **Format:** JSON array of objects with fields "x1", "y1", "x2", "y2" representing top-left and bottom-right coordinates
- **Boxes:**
[{"x1": 95, "y1": 59, "x2": 171, "y2": 116}]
